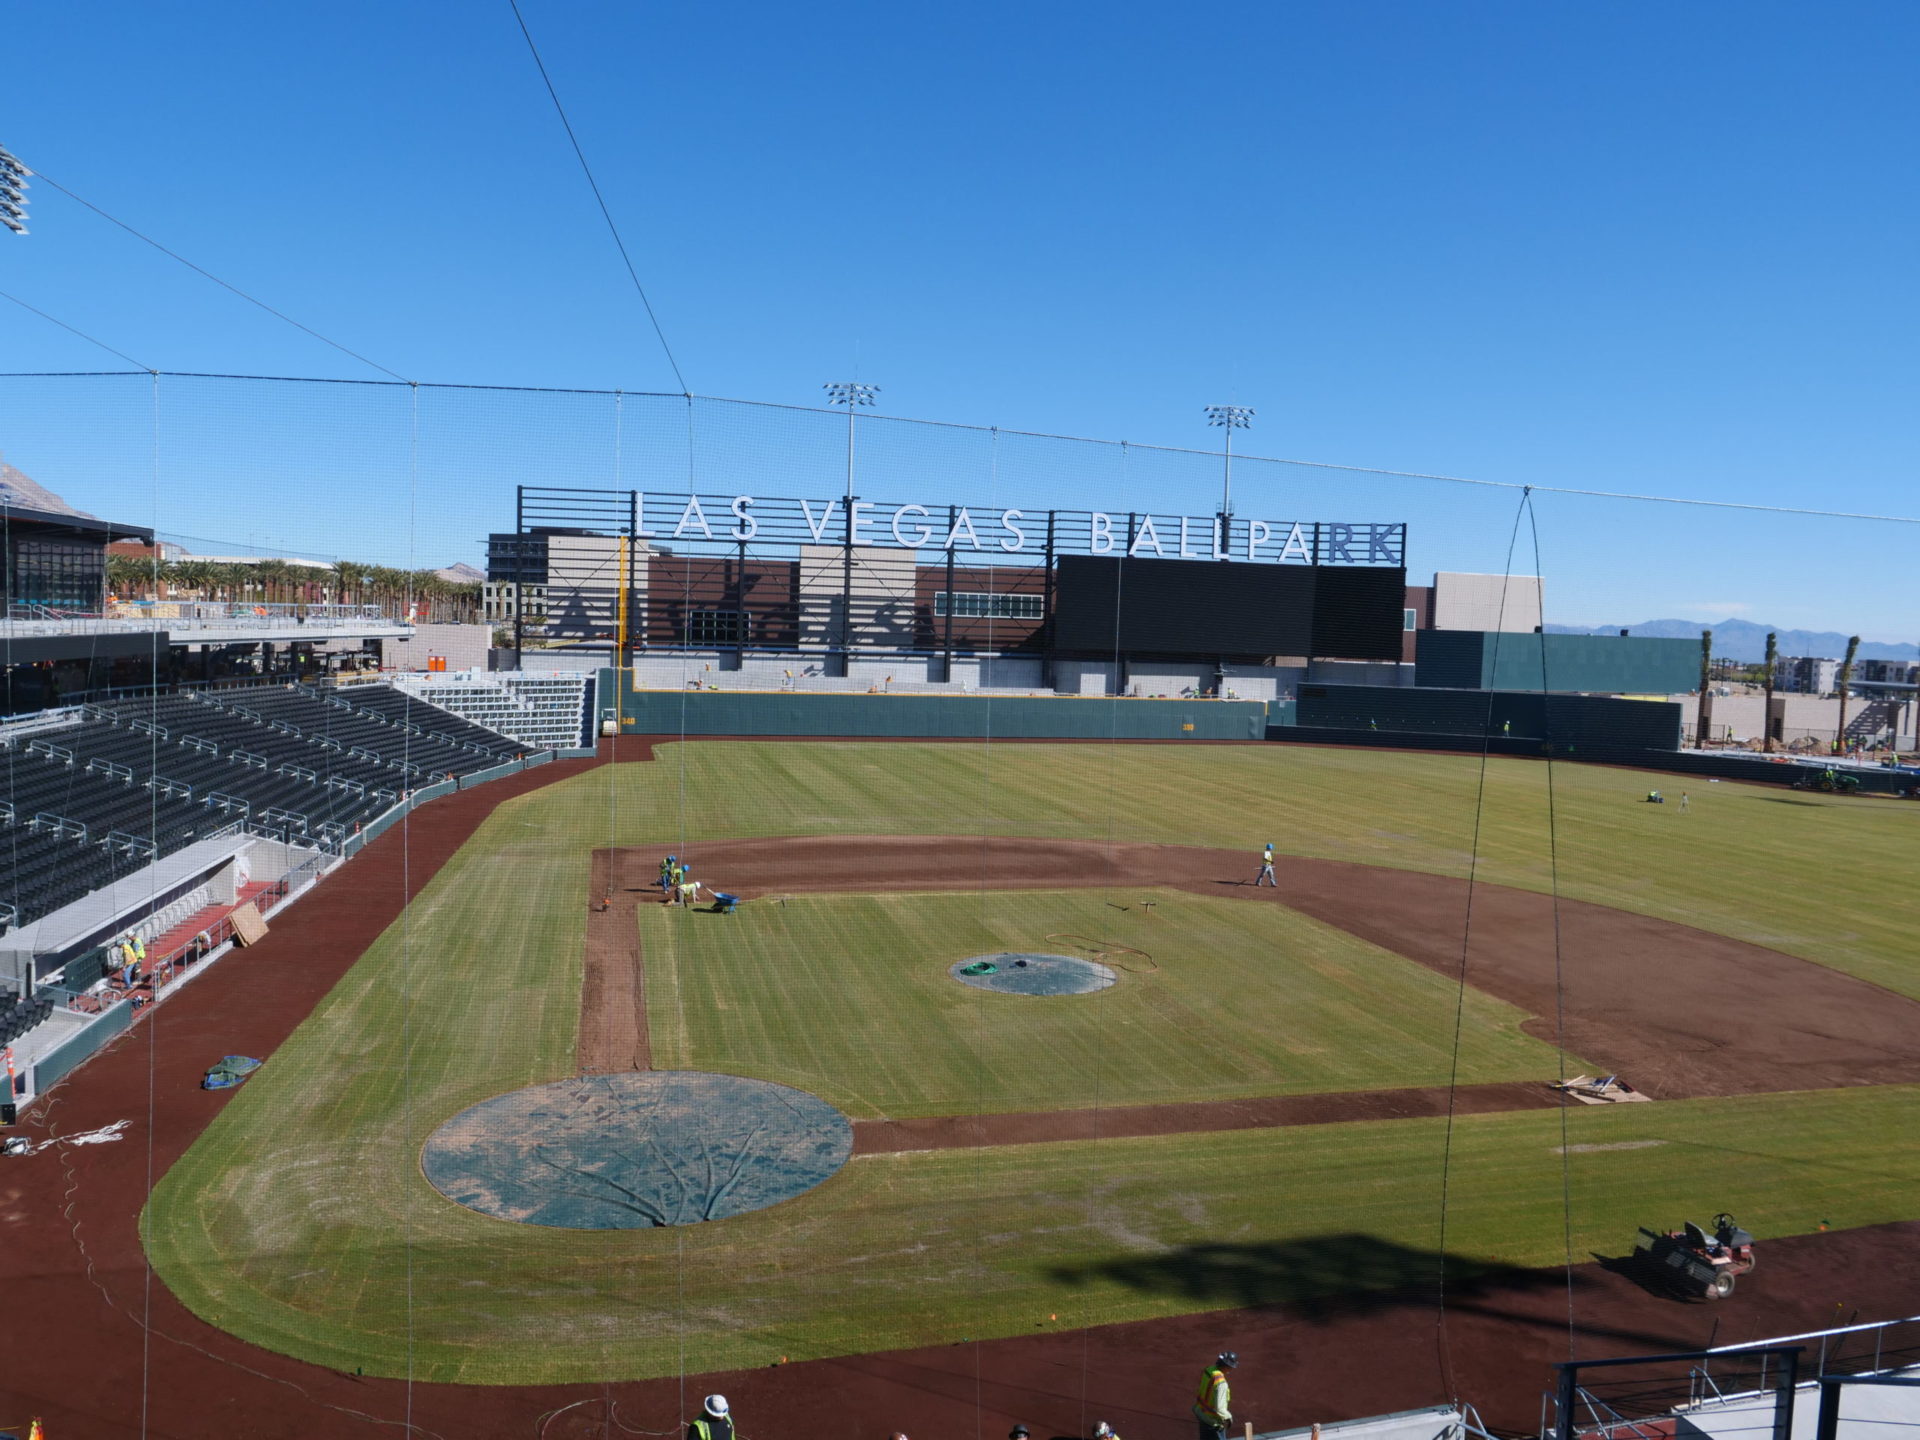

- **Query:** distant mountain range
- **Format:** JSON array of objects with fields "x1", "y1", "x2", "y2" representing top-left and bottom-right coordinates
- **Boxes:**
[
  {"x1": 1546, "y1": 618, "x2": 1917, "y2": 663},
  {"x1": 0, "y1": 458, "x2": 93, "y2": 518}
]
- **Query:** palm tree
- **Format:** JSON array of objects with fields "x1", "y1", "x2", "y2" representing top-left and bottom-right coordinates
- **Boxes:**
[
  {"x1": 1762, "y1": 631, "x2": 1778, "y2": 753},
  {"x1": 106, "y1": 553, "x2": 157, "y2": 600},
  {"x1": 332, "y1": 560, "x2": 370, "y2": 609},
  {"x1": 1836, "y1": 635, "x2": 1861, "y2": 752}
]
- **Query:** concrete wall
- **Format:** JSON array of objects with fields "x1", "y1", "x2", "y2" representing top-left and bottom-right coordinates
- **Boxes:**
[
  {"x1": 542, "y1": 533, "x2": 633, "y2": 640},
  {"x1": 1431, "y1": 571, "x2": 1542, "y2": 632},
  {"x1": 382, "y1": 623, "x2": 492, "y2": 674},
  {"x1": 796, "y1": 545, "x2": 918, "y2": 652},
  {"x1": 1701, "y1": 692, "x2": 1916, "y2": 748}
]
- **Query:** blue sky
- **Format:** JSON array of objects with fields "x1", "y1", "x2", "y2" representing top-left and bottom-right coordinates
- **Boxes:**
[{"x1": 3, "y1": 1, "x2": 1917, "y2": 632}]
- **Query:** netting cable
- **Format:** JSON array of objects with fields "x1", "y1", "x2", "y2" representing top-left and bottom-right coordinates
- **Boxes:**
[
  {"x1": 505, "y1": 0, "x2": 689, "y2": 394},
  {"x1": 0, "y1": 287, "x2": 155, "y2": 372},
  {"x1": 1522, "y1": 493, "x2": 1581, "y2": 1360},
  {"x1": 27, "y1": 172, "x2": 410, "y2": 382},
  {"x1": 7, "y1": 368, "x2": 1918, "y2": 525},
  {"x1": 1432, "y1": 486, "x2": 1534, "y2": 1396}
]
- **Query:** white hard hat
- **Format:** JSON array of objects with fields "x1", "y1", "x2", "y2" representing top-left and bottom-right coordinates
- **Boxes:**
[
  {"x1": 703, "y1": 1395, "x2": 729, "y2": 1417},
  {"x1": 1094, "y1": 1424, "x2": 1116, "y2": 1438}
]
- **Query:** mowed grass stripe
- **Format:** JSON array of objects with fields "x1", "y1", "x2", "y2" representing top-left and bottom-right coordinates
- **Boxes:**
[
  {"x1": 598, "y1": 742, "x2": 1920, "y2": 999},
  {"x1": 645, "y1": 888, "x2": 1570, "y2": 1118},
  {"x1": 151, "y1": 1080, "x2": 1920, "y2": 1383},
  {"x1": 140, "y1": 744, "x2": 1920, "y2": 1384}
]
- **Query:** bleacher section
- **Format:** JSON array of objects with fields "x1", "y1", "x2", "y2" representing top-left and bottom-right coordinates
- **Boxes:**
[
  {"x1": 1, "y1": 683, "x2": 532, "y2": 938},
  {"x1": 388, "y1": 671, "x2": 594, "y2": 751},
  {"x1": 1, "y1": 990, "x2": 55, "y2": 1046}
]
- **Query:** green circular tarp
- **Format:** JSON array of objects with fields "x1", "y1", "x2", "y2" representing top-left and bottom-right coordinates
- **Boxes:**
[
  {"x1": 422, "y1": 1072, "x2": 852, "y2": 1229},
  {"x1": 948, "y1": 951, "x2": 1116, "y2": 996}
]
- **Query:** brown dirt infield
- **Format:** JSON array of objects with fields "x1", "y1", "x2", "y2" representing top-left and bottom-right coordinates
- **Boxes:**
[
  {"x1": 852, "y1": 1081, "x2": 1561, "y2": 1152},
  {"x1": 577, "y1": 847, "x2": 651, "y2": 1073},
  {"x1": 4, "y1": 742, "x2": 1917, "y2": 1440},
  {"x1": 623, "y1": 834, "x2": 1920, "y2": 1100}
]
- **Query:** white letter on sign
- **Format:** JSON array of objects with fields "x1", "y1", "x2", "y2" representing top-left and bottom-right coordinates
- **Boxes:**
[
  {"x1": 1090, "y1": 512, "x2": 1114, "y2": 553},
  {"x1": 1179, "y1": 516, "x2": 1198, "y2": 558},
  {"x1": 1246, "y1": 519, "x2": 1271, "y2": 560},
  {"x1": 943, "y1": 507, "x2": 981, "y2": 550},
  {"x1": 674, "y1": 495, "x2": 713, "y2": 539},
  {"x1": 1129, "y1": 515, "x2": 1164, "y2": 556},
  {"x1": 729, "y1": 495, "x2": 758, "y2": 541},
  {"x1": 1277, "y1": 522, "x2": 1312, "y2": 562},
  {"x1": 891, "y1": 504, "x2": 932, "y2": 547},
  {"x1": 999, "y1": 508, "x2": 1027, "y2": 552},
  {"x1": 801, "y1": 499, "x2": 840, "y2": 542}
]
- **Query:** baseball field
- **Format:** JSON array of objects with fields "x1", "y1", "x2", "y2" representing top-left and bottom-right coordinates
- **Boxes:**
[{"x1": 130, "y1": 739, "x2": 1920, "y2": 1397}]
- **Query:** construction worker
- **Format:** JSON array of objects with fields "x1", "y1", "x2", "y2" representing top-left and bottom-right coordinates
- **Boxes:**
[
  {"x1": 1093, "y1": 1423, "x2": 1120, "y2": 1439},
  {"x1": 1254, "y1": 843, "x2": 1276, "y2": 887},
  {"x1": 1193, "y1": 1351, "x2": 1237, "y2": 1440},
  {"x1": 677, "y1": 870, "x2": 703, "y2": 908},
  {"x1": 659, "y1": 855, "x2": 678, "y2": 902},
  {"x1": 688, "y1": 1393, "x2": 733, "y2": 1440}
]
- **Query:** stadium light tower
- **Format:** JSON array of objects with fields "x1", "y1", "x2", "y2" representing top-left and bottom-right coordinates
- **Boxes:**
[
  {"x1": 0, "y1": 143, "x2": 30, "y2": 236},
  {"x1": 823, "y1": 381, "x2": 880, "y2": 668},
  {"x1": 824, "y1": 381, "x2": 880, "y2": 502},
  {"x1": 1204, "y1": 404, "x2": 1254, "y2": 518}
]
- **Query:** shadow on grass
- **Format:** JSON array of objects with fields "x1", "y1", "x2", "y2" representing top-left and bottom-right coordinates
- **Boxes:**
[
  {"x1": 1047, "y1": 1233, "x2": 1552, "y2": 1317},
  {"x1": 1048, "y1": 1234, "x2": 1687, "y2": 1350}
]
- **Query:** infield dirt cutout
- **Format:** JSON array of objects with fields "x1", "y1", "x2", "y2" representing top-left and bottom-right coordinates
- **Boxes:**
[{"x1": 587, "y1": 833, "x2": 1920, "y2": 1107}]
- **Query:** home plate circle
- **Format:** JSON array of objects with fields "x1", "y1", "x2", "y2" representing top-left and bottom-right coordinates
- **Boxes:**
[
  {"x1": 949, "y1": 952, "x2": 1117, "y2": 996},
  {"x1": 421, "y1": 1071, "x2": 853, "y2": 1229}
]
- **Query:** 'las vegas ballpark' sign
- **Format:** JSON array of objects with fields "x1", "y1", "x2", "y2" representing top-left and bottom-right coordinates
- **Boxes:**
[{"x1": 520, "y1": 487, "x2": 1405, "y2": 566}]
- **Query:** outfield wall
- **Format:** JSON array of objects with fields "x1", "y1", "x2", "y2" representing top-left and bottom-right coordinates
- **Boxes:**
[
  {"x1": 1414, "y1": 630, "x2": 1701, "y2": 694},
  {"x1": 1267, "y1": 725, "x2": 1920, "y2": 794},
  {"x1": 611, "y1": 686, "x2": 1270, "y2": 740}
]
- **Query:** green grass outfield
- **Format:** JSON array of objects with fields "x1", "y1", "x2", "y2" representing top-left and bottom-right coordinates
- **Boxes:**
[
  {"x1": 142, "y1": 741, "x2": 1920, "y2": 1383},
  {"x1": 615, "y1": 740, "x2": 1920, "y2": 999},
  {"x1": 645, "y1": 888, "x2": 1570, "y2": 1116}
]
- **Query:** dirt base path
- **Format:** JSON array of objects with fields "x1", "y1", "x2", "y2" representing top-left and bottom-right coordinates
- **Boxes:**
[
  {"x1": 577, "y1": 847, "x2": 650, "y2": 1072},
  {"x1": 639, "y1": 835, "x2": 1920, "y2": 1099},
  {"x1": 853, "y1": 1080, "x2": 1560, "y2": 1152}
]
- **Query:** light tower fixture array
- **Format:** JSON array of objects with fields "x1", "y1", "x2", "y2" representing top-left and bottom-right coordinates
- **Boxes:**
[{"x1": 0, "y1": 143, "x2": 30, "y2": 236}]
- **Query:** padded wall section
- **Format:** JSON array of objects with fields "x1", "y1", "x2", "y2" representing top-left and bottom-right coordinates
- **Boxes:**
[
  {"x1": 613, "y1": 686, "x2": 1270, "y2": 740},
  {"x1": 1296, "y1": 683, "x2": 1682, "y2": 749}
]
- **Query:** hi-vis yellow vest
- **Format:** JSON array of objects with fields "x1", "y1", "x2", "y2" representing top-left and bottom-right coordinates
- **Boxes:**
[{"x1": 1195, "y1": 1366, "x2": 1231, "y2": 1423}]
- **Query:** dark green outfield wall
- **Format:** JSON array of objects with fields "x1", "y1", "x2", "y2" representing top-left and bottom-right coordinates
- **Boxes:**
[
  {"x1": 1415, "y1": 631, "x2": 1700, "y2": 694},
  {"x1": 610, "y1": 684, "x2": 1269, "y2": 740}
]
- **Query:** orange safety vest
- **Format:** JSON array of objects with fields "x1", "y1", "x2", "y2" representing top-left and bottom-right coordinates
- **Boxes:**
[{"x1": 1194, "y1": 1365, "x2": 1231, "y2": 1424}]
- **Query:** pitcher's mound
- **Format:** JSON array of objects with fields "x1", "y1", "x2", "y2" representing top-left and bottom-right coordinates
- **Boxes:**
[
  {"x1": 422, "y1": 1072, "x2": 852, "y2": 1229},
  {"x1": 950, "y1": 952, "x2": 1116, "y2": 996}
]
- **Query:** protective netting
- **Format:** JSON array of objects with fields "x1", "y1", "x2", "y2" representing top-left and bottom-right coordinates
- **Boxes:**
[{"x1": 0, "y1": 371, "x2": 1916, "y2": 1440}]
